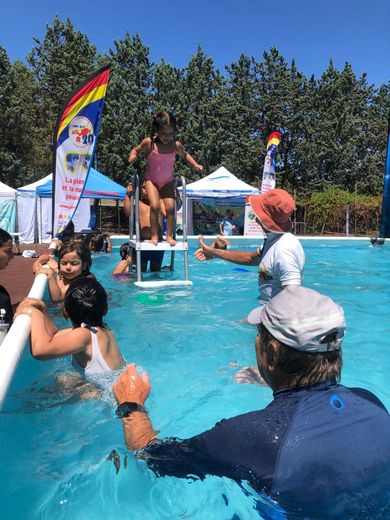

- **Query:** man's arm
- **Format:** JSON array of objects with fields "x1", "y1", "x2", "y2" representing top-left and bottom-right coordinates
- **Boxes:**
[
  {"x1": 113, "y1": 364, "x2": 158, "y2": 450},
  {"x1": 194, "y1": 236, "x2": 261, "y2": 266},
  {"x1": 123, "y1": 183, "x2": 133, "y2": 218},
  {"x1": 112, "y1": 364, "x2": 259, "y2": 484}
]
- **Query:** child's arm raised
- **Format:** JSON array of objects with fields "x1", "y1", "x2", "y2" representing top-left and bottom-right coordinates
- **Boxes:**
[
  {"x1": 35, "y1": 267, "x2": 63, "y2": 303},
  {"x1": 128, "y1": 138, "x2": 152, "y2": 164},
  {"x1": 176, "y1": 141, "x2": 203, "y2": 172},
  {"x1": 15, "y1": 302, "x2": 90, "y2": 360}
]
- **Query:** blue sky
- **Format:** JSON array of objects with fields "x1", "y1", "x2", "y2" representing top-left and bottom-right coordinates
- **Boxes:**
[{"x1": 0, "y1": 0, "x2": 389, "y2": 86}]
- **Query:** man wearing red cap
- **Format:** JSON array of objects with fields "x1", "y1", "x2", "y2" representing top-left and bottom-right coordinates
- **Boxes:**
[{"x1": 195, "y1": 189, "x2": 305, "y2": 325}]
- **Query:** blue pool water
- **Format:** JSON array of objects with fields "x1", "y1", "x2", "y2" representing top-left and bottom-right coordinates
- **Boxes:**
[{"x1": 0, "y1": 238, "x2": 389, "y2": 519}]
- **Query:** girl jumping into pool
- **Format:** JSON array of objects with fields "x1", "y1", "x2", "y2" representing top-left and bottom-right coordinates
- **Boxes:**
[
  {"x1": 15, "y1": 278, "x2": 126, "y2": 378},
  {"x1": 33, "y1": 240, "x2": 95, "y2": 303},
  {"x1": 128, "y1": 112, "x2": 203, "y2": 246}
]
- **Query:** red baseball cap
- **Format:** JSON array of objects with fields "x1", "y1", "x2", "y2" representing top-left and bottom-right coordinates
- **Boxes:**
[{"x1": 249, "y1": 189, "x2": 295, "y2": 233}]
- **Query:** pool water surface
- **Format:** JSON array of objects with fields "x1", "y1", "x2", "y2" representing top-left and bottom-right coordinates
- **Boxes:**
[{"x1": 0, "y1": 238, "x2": 389, "y2": 519}]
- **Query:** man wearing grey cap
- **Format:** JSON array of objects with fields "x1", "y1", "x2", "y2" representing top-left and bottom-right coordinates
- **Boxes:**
[{"x1": 113, "y1": 286, "x2": 390, "y2": 518}]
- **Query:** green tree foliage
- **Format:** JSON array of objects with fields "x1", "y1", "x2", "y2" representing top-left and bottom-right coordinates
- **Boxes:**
[
  {"x1": 28, "y1": 16, "x2": 97, "y2": 175},
  {"x1": 152, "y1": 58, "x2": 183, "y2": 113},
  {"x1": 1, "y1": 15, "x2": 388, "y2": 206},
  {"x1": 302, "y1": 188, "x2": 380, "y2": 235},
  {"x1": 96, "y1": 33, "x2": 152, "y2": 185},
  {"x1": 223, "y1": 54, "x2": 260, "y2": 183},
  {"x1": 0, "y1": 48, "x2": 38, "y2": 186},
  {"x1": 175, "y1": 46, "x2": 226, "y2": 180}
]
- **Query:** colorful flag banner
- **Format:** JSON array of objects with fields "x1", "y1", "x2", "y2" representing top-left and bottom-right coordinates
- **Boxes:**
[
  {"x1": 260, "y1": 131, "x2": 282, "y2": 194},
  {"x1": 52, "y1": 64, "x2": 110, "y2": 237}
]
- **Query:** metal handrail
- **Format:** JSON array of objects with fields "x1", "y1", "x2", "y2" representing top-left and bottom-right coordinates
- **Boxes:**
[{"x1": 0, "y1": 273, "x2": 48, "y2": 409}]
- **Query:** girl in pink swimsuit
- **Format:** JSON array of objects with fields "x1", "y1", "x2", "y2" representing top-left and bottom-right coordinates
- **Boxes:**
[{"x1": 129, "y1": 112, "x2": 203, "y2": 246}]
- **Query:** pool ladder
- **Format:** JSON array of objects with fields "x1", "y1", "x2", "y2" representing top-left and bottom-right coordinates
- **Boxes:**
[{"x1": 128, "y1": 174, "x2": 192, "y2": 288}]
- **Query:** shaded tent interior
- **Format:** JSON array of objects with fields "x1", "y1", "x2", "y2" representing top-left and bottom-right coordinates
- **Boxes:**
[{"x1": 17, "y1": 169, "x2": 125, "y2": 243}]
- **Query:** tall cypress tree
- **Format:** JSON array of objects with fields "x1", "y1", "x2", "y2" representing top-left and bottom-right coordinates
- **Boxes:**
[
  {"x1": 223, "y1": 54, "x2": 260, "y2": 184},
  {"x1": 0, "y1": 48, "x2": 38, "y2": 186},
  {"x1": 177, "y1": 46, "x2": 225, "y2": 180},
  {"x1": 28, "y1": 16, "x2": 97, "y2": 175},
  {"x1": 97, "y1": 33, "x2": 152, "y2": 185},
  {"x1": 152, "y1": 58, "x2": 183, "y2": 114}
]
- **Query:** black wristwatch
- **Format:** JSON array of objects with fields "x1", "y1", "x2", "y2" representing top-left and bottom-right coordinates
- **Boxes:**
[{"x1": 115, "y1": 401, "x2": 147, "y2": 419}]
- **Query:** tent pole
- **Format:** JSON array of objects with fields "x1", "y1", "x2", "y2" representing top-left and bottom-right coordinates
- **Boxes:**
[
  {"x1": 116, "y1": 200, "x2": 120, "y2": 233},
  {"x1": 39, "y1": 197, "x2": 43, "y2": 243}
]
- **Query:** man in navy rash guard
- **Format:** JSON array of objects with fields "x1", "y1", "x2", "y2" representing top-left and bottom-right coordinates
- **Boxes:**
[{"x1": 113, "y1": 287, "x2": 390, "y2": 518}]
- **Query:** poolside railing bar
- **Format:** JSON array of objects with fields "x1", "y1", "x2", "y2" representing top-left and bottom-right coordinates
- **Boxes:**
[{"x1": 0, "y1": 273, "x2": 48, "y2": 410}]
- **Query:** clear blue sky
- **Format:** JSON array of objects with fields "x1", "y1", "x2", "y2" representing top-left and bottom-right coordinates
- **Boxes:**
[{"x1": 1, "y1": 0, "x2": 389, "y2": 86}]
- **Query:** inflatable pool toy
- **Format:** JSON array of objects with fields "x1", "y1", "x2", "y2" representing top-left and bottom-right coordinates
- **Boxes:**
[{"x1": 136, "y1": 293, "x2": 166, "y2": 306}]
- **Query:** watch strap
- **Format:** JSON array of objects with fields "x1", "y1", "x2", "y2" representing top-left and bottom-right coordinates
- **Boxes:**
[{"x1": 115, "y1": 401, "x2": 147, "y2": 418}]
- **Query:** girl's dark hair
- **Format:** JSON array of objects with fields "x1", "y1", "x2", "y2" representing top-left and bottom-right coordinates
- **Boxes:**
[
  {"x1": 73, "y1": 233, "x2": 86, "y2": 244},
  {"x1": 150, "y1": 112, "x2": 177, "y2": 142},
  {"x1": 89, "y1": 234, "x2": 104, "y2": 252},
  {"x1": 119, "y1": 242, "x2": 130, "y2": 259},
  {"x1": 64, "y1": 278, "x2": 107, "y2": 327},
  {"x1": 119, "y1": 242, "x2": 135, "y2": 261},
  {"x1": 58, "y1": 240, "x2": 92, "y2": 276},
  {"x1": 0, "y1": 229, "x2": 12, "y2": 248}
]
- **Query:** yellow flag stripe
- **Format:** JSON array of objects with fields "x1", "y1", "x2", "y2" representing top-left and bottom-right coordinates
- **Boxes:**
[{"x1": 57, "y1": 83, "x2": 108, "y2": 138}]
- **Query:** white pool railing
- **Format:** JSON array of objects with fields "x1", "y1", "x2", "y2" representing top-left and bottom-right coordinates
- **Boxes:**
[{"x1": 0, "y1": 273, "x2": 48, "y2": 410}]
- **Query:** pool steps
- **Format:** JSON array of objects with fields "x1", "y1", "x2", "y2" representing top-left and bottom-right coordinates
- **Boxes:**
[{"x1": 128, "y1": 174, "x2": 192, "y2": 288}]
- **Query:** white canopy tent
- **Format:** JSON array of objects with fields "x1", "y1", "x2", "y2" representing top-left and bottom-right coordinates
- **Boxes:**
[
  {"x1": 179, "y1": 166, "x2": 260, "y2": 234},
  {"x1": 185, "y1": 166, "x2": 260, "y2": 199},
  {"x1": 17, "y1": 174, "x2": 90, "y2": 243},
  {"x1": 0, "y1": 181, "x2": 16, "y2": 233}
]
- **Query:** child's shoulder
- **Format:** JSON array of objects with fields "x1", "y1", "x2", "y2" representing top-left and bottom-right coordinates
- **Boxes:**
[{"x1": 141, "y1": 137, "x2": 152, "y2": 148}]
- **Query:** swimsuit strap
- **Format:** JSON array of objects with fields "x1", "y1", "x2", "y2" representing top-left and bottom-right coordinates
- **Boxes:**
[{"x1": 80, "y1": 323, "x2": 98, "y2": 333}]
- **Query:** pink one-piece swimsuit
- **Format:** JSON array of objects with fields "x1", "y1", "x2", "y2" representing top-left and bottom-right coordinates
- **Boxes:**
[{"x1": 144, "y1": 142, "x2": 176, "y2": 190}]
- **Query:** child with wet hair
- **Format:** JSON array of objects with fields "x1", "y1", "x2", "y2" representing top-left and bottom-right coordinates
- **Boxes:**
[
  {"x1": 34, "y1": 240, "x2": 95, "y2": 303},
  {"x1": 213, "y1": 235, "x2": 230, "y2": 250},
  {"x1": 15, "y1": 278, "x2": 126, "y2": 378},
  {"x1": 89, "y1": 233, "x2": 112, "y2": 253},
  {"x1": 197, "y1": 235, "x2": 230, "y2": 251},
  {"x1": 112, "y1": 242, "x2": 135, "y2": 276}
]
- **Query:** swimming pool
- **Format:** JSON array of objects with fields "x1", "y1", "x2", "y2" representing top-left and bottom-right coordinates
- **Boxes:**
[{"x1": 0, "y1": 238, "x2": 389, "y2": 519}]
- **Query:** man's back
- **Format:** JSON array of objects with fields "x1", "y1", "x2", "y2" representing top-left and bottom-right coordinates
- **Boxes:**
[{"x1": 143, "y1": 381, "x2": 390, "y2": 518}]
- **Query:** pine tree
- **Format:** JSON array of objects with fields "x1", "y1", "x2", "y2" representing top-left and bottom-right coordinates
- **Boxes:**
[
  {"x1": 152, "y1": 59, "x2": 183, "y2": 114},
  {"x1": 0, "y1": 48, "x2": 38, "y2": 186},
  {"x1": 96, "y1": 33, "x2": 152, "y2": 185},
  {"x1": 28, "y1": 16, "x2": 97, "y2": 175},
  {"x1": 176, "y1": 46, "x2": 225, "y2": 180},
  {"x1": 223, "y1": 54, "x2": 260, "y2": 184}
]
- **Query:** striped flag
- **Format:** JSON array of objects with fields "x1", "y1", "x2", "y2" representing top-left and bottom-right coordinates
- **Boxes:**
[
  {"x1": 52, "y1": 64, "x2": 110, "y2": 237},
  {"x1": 260, "y1": 131, "x2": 282, "y2": 194}
]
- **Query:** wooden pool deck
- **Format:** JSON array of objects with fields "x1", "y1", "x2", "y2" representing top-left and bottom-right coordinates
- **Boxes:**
[{"x1": 0, "y1": 244, "x2": 49, "y2": 305}]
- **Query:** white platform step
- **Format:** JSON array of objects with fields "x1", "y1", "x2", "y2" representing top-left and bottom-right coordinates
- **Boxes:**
[
  {"x1": 134, "y1": 280, "x2": 193, "y2": 289},
  {"x1": 129, "y1": 239, "x2": 188, "y2": 251}
]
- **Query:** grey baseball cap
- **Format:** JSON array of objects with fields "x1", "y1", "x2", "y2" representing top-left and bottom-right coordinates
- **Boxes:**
[{"x1": 256, "y1": 286, "x2": 346, "y2": 353}]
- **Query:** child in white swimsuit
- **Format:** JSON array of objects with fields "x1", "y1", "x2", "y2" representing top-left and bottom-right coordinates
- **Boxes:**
[{"x1": 15, "y1": 278, "x2": 126, "y2": 378}]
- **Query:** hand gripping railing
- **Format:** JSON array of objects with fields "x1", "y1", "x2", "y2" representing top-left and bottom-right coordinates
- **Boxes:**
[{"x1": 0, "y1": 273, "x2": 48, "y2": 409}]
